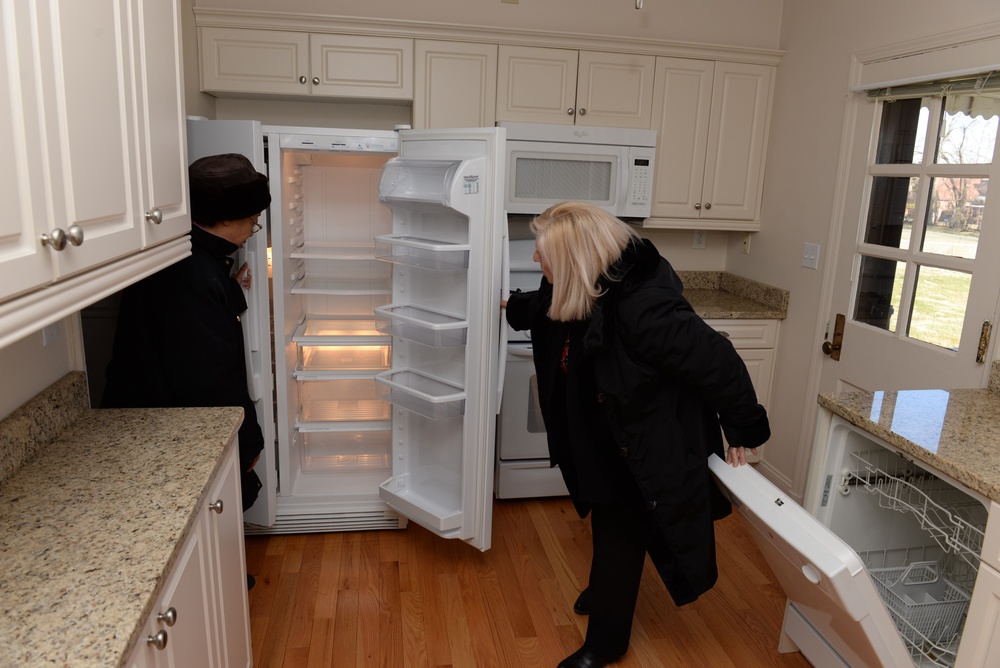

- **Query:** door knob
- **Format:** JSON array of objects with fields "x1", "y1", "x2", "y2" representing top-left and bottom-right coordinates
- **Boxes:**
[{"x1": 821, "y1": 313, "x2": 845, "y2": 361}]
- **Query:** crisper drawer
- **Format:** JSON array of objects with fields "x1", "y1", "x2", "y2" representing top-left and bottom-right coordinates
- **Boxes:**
[
  {"x1": 704, "y1": 318, "x2": 778, "y2": 348},
  {"x1": 298, "y1": 378, "x2": 391, "y2": 422},
  {"x1": 298, "y1": 430, "x2": 392, "y2": 472}
]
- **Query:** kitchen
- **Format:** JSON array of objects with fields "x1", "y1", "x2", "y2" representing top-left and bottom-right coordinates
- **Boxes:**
[{"x1": 2, "y1": 0, "x2": 1000, "y2": 666}]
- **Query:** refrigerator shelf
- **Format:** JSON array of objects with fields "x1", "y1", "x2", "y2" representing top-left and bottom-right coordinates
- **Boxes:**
[
  {"x1": 290, "y1": 242, "x2": 378, "y2": 260},
  {"x1": 293, "y1": 316, "x2": 389, "y2": 344},
  {"x1": 374, "y1": 304, "x2": 468, "y2": 347},
  {"x1": 375, "y1": 235, "x2": 470, "y2": 270},
  {"x1": 298, "y1": 378, "x2": 391, "y2": 422},
  {"x1": 379, "y1": 467, "x2": 462, "y2": 532},
  {"x1": 298, "y1": 430, "x2": 392, "y2": 472},
  {"x1": 375, "y1": 368, "x2": 466, "y2": 419},
  {"x1": 291, "y1": 275, "x2": 392, "y2": 296},
  {"x1": 295, "y1": 419, "x2": 391, "y2": 433},
  {"x1": 296, "y1": 344, "x2": 390, "y2": 373}
]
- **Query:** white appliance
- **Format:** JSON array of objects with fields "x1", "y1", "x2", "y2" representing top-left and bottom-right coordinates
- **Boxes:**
[
  {"x1": 500, "y1": 122, "x2": 656, "y2": 220},
  {"x1": 187, "y1": 121, "x2": 506, "y2": 550},
  {"x1": 710, "y1": 411, "x2": 988, "y2": 667}
]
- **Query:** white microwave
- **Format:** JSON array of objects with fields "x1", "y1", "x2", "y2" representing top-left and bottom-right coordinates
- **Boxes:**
[{"x1": 499, "y1": 122, "x2": 656, "y2": 219}]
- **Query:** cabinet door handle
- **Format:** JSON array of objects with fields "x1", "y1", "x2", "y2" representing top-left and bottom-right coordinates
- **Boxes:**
[
  {"x1": 694, "y1": 203, "x2": 702, "y2": 210},
  {"x1": 704, "y1": 203, "x2": 712, "y2": 210},
  {"x1": 146, "y1": 630, "x2": 168, "y2": 650},
  {"x1": 209, "y1": 499, "x2": 224, "y2": 514},
  {"x1": 40, "y1": 228, "x2": 67, "y2": 250},
  {"x1": 145, "y1": 208, "x2": 163, "y2": 225},
  {"x1": 312, "y1": 77, "x2": 320, "y2": 85},
  {"x1": 578, "y1": 108, "x2": 587, "y2": 116},
  {"x1": 299, "y1": 75, "x2": 307, "y2": 84},
  {"x1": 566, "y1": 108, "x2": 575, "y2": 115},
  {"x1": 156, "y1": 607, "x2": 177, "y2": 627}
]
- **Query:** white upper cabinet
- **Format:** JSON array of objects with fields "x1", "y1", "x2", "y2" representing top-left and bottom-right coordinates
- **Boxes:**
[
  {"x1": 0, "y1": 0, "x2": 190, "y2": 346},
  {"x1": 200, "y1": 28, "x2": 413, "y2": 101},
  {"x1": 647, "y1": 58, "x2": 773, "y2": 227},
  {"x1": 413, "y1": 40, "x2": 497, "y2": 129},
  {"x1": 497, "y1": 45, "x2": 656, "y2": 128}
]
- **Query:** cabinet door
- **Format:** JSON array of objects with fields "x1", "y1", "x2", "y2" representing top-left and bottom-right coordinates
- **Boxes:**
[
  {"x1": 497, "y1": 45, "x2": 578, "y2": 125},
  {"x1": 956, "y1": 564, "x2": 1000, "y2": 667},
  {"x1": 158, "y1": 517, "x2": 217, "y2": 668},
  {"x1": 133, "y1": 0, "x2": 189, "y2": 248},
  {"x1": 649, "y1": 57, "x2": 715, "y2": 220},
  {"x1": 701, "y1": 62, "x2": 773, "y2": 221},
  {"x1": 414, "y1": 40, "x2": 497, "y2": 129},
  {"x1": 36, "y1": 0, "x2": 142, "y2": 280},
  {"x1": 311, "y1": 34, "x2": 413, "y2": 100},
  {"x1": 575, "y1": 51, "x2": 656, "y2": 129},
  {"x1": 199, "y1": 27, "x2": 311, "y2": 96},
  {"x1": 0, "y1": 3, "x2": 53, "y2": 302},
  {"x1": 204, "y1": 448, "x2": 251, "y2": 668}
]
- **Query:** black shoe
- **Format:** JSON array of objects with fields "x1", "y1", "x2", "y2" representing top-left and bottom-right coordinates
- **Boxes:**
[
  {"x1": 573, "y1": 587, "x2": 591, "y2": 615},
  {"x1": 557, "y1": 646, "x2": 622, "y2": 668}
]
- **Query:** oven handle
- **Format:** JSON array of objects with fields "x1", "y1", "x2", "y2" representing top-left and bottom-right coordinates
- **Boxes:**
[{"x1": 507, "y1": 345, "x2": 534, "y2": 359}]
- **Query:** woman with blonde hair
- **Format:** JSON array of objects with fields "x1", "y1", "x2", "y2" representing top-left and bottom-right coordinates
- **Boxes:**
[{"x1": 503, "y1": 201, "x2": 768, "y2": 668}]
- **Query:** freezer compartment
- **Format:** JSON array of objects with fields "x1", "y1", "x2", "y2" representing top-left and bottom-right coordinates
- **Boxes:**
[
  {"x1": 375, "y1": 235, "x2": 470, "y2": 270},
  {"x1": 375, "y1": 368, "x2": 466, "y2": 419},
  {"x1": 298, "y1": 378, "x2": 391, "y2": 422},
  {"x1": 375, "y1": 304, "x2": 468, "y2": 347}
]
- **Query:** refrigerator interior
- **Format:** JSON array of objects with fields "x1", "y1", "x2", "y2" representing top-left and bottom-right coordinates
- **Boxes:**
[
  {"x1": 268, "y1": 134, "x2": 406, "y2": 532},
  {"x1": 374, "y1": 129, "x2": 505, "y2": 550},
  {"x1": 811, "y1": 416, "x2": 989, "y2": 666}
]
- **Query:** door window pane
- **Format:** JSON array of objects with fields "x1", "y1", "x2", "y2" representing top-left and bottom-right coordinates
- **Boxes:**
[
  {"x1": 864, "y1": 177, "x2": 917, "y2": 249},
  {"x1": 907, "y1": 266, "x2": 970, "y2": 350},
  {"x1": 853, "y1": 255, "x2": 903, "y2": 332},
  {"x1": 937, "y1": 93, "x2": 999, "y2": 165},
  {"x1": 875, "y1": 97, "x2": 928, "y2": 164},
  {"x1": 922, "y1": 176, "x2": 984, "y2": 259}
]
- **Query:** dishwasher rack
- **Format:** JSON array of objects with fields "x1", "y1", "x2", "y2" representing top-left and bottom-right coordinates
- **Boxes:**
[{"x1": 846, "y1": 449, "x2": 988, "y2": 667}]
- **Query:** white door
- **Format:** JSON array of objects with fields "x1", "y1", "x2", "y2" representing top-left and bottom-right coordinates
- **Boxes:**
[
  {"x1": 375, "y1": 127, "x2": 506, "y2": 550},
  {"x1": 820, "y1": 80, "x2": 1000, "y2": 393},
  {"x1": 185, "y1": 119, "x2": 276, "y2": 528}
]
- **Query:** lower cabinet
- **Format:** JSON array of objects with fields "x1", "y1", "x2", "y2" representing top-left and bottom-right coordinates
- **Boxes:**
[{"x1": 125, "y1": 446, "x2": 250, "y2": 668}]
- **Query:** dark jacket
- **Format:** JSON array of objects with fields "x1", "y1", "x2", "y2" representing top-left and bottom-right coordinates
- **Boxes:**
[
  {"x1": 102, "y1": 225, "x2": 264, "y2": 508},
  {"x1": 505, "y1": 238, "x2": 770, "y2": 605}
]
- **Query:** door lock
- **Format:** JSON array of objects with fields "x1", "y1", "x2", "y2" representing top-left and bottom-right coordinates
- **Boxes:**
[{"x1": 821, "y1": 313, "x2": 845, "y2": 361}]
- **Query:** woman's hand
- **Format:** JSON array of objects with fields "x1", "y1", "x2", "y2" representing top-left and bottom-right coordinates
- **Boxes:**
[
  {"x1": 234, "y1": 262, "x2": 252, "y2": 290},
  {"x1": 725, "y1": 446, "x2": 758, "y2": 467}
]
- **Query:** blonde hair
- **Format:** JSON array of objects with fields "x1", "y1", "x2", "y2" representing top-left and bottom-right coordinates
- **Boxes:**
[{"x1": 531, "y1": 201, "x2": 639, "y2": 322}]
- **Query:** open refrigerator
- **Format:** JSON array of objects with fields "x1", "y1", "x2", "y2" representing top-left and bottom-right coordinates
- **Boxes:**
[
  {"x1": 710, "y1": 412, "x2": 989, "y2": 667},
  {"x1": 187, "y1": 121, "x2": 506, "y2": 550}
]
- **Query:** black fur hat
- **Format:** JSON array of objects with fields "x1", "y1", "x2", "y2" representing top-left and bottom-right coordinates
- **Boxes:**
[{"x1": 189, "y1": 153, "x2": 270, "y2": 225}]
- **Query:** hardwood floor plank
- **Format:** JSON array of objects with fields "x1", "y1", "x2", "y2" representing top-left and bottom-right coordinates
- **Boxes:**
[{"x1": 287, "y1": 535, "x2": 325, "y2": 649}]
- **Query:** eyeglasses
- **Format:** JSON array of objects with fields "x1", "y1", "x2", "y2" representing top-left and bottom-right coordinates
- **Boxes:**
[{"x1": 249, "y1": 215, "x2": 262, "y2": 234}]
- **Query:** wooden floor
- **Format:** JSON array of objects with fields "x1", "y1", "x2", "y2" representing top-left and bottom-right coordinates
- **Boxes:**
[{"x1": 244, "y1": 497, "x2": 812, "y2": 668}]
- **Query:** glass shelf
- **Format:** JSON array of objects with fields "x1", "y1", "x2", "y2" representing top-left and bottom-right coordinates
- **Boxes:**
[
  {"x1": 292, "y1": 316, "x2": 389, "y2": 345},
  {"x1": 374, "y1": 303, "x2": 468, "y2": 347},
  {"x1": 375, "y1": 235, "x2": 469, "y2": 270}
]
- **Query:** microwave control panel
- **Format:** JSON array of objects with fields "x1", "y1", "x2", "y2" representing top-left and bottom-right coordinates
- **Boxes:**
[{"x1": 625, "y1": 146, "x2": 656, "y2": 217}]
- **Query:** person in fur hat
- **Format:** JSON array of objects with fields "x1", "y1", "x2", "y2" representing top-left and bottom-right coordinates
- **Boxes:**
[{"x1": 103, "y1": 153, "x2": 270, "y2": 525}]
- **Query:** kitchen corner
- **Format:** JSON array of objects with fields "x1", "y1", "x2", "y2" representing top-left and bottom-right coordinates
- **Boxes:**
[
  {"x1": 678, "y1": 270, "x2": 790, "y2": 320},
  {"x1": 0, "y1": 371, "x2": 246, "y2": 667}
]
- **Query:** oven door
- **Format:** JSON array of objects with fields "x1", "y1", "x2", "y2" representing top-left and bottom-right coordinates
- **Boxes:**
[{"x1": 495, "y1": 343, "x2": 569, "y2": 498}]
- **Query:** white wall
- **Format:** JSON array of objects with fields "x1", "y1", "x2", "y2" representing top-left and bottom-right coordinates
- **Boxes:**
[
  {"x1": 728, "y1": 0, "x2": 1000, "y2": 498},
  {"x1": 0, "y1": 317, "x2": 79, "y2": 418}
]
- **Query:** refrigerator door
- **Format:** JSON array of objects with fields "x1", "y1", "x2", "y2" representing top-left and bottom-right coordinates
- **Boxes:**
[
  {"x1": 375, "y1": 127, "x2": 506, "y2": 550},
  {"x1": 186, "y1": 119, "x2": 276, "y2": 527},
  {"x1": 708, "y1": 454, "x2": 912, "y2": 667}
]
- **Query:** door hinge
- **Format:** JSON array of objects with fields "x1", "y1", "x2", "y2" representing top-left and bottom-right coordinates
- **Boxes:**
[{"x1": 977, "y1": 320, "x2": 992, "y2": 364}]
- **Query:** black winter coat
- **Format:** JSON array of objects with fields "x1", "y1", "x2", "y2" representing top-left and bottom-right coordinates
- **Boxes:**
[
  {"x1": 504, "y1": 238, "x2": 770, "y2": 605},
  {"x1": 102, "y1": 225, "x2": 264, "y2": 508}
]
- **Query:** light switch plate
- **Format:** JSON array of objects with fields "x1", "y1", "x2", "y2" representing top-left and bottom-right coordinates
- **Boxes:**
[{"x1": 802, "y1": 242, "x2": 820, "y2": 270}]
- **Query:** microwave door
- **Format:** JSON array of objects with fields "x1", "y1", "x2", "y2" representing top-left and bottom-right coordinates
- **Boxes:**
[{"x1": 505, "y1": 143, "x2": 621, "y2": 214}]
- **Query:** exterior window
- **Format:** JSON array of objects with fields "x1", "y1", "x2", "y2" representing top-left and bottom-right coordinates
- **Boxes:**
[{"x1": 853, "y1": 91, "x2": 998, "y2": 351}]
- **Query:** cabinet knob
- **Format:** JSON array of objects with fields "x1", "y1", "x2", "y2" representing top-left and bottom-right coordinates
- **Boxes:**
[
  {"x1": 146, "y1": 630, "x2": 168, "y2": 651},
  {"x1": 299, "y1": 75, "x2": 307, "y2": 84},
  {"x1": 566, "y1": 108, "x2": 575, "y2": 115},
  {"x1": 40, "y1": 228, "x2": 67, "y2": 251},
  {"x1": 578, "y1": 108, "x2": 587, "y2": 116},
  {"x1": 66, "y1": 225, "x2": 84, "y2": 246},
  {"x1": 312, "y1": 77, "x2": 320, "y2": 85},
  {"x1": 704, "y1": 203, "x2": 712, "y2": 210},
  {"x1": 694, "y1": 203, "x2": 702, "y2": 210},
  {"x1": 209, "y1": 499, "x2": 224, "y2": 514},
  {"x1": 156, "y1": 607, "x2": 177, "y2": 627},
  {"x1": 145, "y1": 208, "x2": 163, "y2": 225}
]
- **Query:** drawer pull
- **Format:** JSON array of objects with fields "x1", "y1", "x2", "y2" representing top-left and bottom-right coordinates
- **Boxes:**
[
  {"x1": 209, "y1": 499, "x2": 224, "y2": 514},
  {"x1": 146, "y1": 630, "x2": 168, "y2": 650},
  {"x1": 156, "y1": 607, "x2": 177, "y2": 627}
]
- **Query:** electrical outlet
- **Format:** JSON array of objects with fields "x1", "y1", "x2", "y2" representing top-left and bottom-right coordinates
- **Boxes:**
[
  {"x1": 692, "y1": 230, "x2": 706, "y2": 249},
  {"x1": 41, "y1": 322, "x2": 59, "y2": 346},
  {"x1": 802, "y1": 242, "x2": 821, "y2": 270},
  {"x1": 742, "y1": 233, "x2": 751, "y2": 254}
]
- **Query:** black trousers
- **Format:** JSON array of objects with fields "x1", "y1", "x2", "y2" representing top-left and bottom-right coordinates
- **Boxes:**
[{"x1": 584, "y1": 500, "x2": 649, "y2": 657}]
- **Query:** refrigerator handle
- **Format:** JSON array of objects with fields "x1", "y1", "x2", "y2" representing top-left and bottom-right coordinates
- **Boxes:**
[{"x1": 496, "y1": 212, "x2": 510, "y2": 413}]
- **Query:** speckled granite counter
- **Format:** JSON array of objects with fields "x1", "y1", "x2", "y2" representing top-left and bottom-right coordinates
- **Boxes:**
[
  {"x1": 0, "y1": 376, "x2": 243, "y2": 667},
  {"x1": 678, "y1": 271, "x2": 788, "y2": 319},
  {"x1": 818, "y1": 362, "x2": 1000, "y2": 504}
]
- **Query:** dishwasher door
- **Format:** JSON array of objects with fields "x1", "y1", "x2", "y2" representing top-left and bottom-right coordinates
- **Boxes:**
[{"x1": 709, "y1": 455, "x2": 912, "y2": 667}]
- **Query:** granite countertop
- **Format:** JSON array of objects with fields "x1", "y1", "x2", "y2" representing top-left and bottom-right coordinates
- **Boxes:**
[
  {"x1": 0, "y1": 391, "x2": 243, "y2": 667},
  {"x1": 818, "y1": 363, "x2": 1000, "y2": 504},
  {"x1": 678, "y1": 271, "x2": 789, "y2": 319}
]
